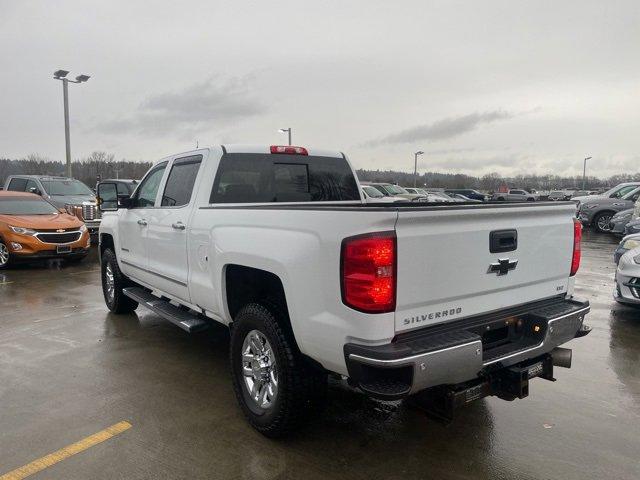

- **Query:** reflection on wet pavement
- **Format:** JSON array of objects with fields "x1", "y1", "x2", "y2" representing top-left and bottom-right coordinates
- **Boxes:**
[{"x1": 0, "y1": 232, "x2": 638, "y2": 479}]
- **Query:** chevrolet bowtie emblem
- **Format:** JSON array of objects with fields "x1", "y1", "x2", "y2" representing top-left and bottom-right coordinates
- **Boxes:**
[
  {"x1": 488, "y1": 258, "x2": 518, "y2": 276},
  {"x1": 56, "y1": 229, "x2": 65, "y2": 233}
]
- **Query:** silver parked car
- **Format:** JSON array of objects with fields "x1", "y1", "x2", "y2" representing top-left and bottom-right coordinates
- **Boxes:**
[
  {"x1": 614, "y1": 234, "x2": 640, "y2": 265},
  {"x1": 614, "y1": 246, "x2": 640, "y2": 307},
  {"x1": 610, "y1": 209, "x2": 635, "y2": 236}
]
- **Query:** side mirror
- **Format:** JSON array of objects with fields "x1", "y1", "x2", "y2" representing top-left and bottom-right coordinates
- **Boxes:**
[
  {"x1": 28, "y1": 187, "x2": 41, "y2": 195},
  {"x1": 97, "y1": 182, "x2": 120, "y2": 212}
]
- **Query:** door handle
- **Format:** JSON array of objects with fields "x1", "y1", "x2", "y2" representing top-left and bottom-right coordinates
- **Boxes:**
[
  {"x1": 137, "y1": 219, "x2": 148, "y2": 226},
  {"x1": 172, "y1": 222, "x2": 186, "y2": 230}
]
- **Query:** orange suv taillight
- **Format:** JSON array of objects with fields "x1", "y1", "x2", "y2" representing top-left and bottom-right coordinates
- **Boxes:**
[{"x1": 341, "y1": 232, "x2": 396, "y2": 313}]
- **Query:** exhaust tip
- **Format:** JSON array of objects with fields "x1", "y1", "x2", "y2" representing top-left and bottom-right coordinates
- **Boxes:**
[{"x1": 551, "y1": 347, "x2": 572, "y2": 369}]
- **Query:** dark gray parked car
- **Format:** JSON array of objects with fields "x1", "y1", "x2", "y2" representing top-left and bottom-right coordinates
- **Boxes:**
[{"x1": 577, "y1": 186, "x2": 640, "y2": 233}]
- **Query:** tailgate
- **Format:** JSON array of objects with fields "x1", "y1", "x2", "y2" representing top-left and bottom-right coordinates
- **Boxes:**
[{"x1": 394, "y1": 203, "x2": 576, "y2": 333}]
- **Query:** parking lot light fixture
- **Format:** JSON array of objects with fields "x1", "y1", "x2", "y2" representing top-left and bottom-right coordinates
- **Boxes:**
[
  {"x1": 53, "y1": 69, "x2": 91, "y2": 178},
  {"x1": 582, "y1": 156, "x2": 592, "y2": 191},
  {"x1": 278, "y1": 128, "x2": 292, "y2": 145},
  {"x1": 414, "y1": 151, "x2": 424, "y2": 187}
]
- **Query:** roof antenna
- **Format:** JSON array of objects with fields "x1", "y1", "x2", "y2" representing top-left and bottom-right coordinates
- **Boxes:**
[{"x1": 196, "y1": 140, "x2": 199, "y2": 149}]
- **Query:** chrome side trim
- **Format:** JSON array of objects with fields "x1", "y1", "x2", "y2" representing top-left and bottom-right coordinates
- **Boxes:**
[{"x1": 120, "y1": 259, "x2": 187, "y2": 287}]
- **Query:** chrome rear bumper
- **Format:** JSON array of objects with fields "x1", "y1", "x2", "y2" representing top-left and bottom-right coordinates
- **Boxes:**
[{"x1": 344, "y1": 297, "x2": 590, "y2": 399}]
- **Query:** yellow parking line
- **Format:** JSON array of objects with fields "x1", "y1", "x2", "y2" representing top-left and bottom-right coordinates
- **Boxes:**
[
  {"x1": 0, "y1": 282, "x2": 13, "y2": 285},
  {"x1": 0, "y1": 421, "x2": 132, "y2": 480}
]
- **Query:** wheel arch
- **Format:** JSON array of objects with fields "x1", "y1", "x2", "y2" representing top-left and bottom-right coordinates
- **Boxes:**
[
  {"x1": 223, "y1": 264, "x2": 320, "y2": 368},
  {"x1": 99, "y1": 232, "x2": 115, "y2": 260}
]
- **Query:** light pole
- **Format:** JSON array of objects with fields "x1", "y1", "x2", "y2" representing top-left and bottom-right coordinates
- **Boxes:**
[
  {"x1": 582, "y1": 156, "x2": 592, "y2": 191},
  {"x1": 53, "y1": 69, "x2": 91, "y2": 178},
  {"x1": 278, "y1": 128, "x2": 292, "y2": 145},
  {"x1": 413, "y1": 151, "x2": 424, "y2": 187}
]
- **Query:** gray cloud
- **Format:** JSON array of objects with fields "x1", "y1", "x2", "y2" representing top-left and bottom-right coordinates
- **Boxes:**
[
  {"x1": 366, "y1": 110, "x2": 515, "y2": 146},
  {"x1": 95, "y1": 75, "x2": 266, "y2": 138}
]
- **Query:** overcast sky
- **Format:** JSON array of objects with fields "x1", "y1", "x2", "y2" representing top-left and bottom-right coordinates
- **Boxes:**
[{"x1": 0, "y1": 0, "x2": 638, "y2": 177}]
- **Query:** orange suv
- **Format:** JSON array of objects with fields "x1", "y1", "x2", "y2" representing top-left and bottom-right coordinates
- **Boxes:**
[{"x1": 0, "y1": 191, "x2": 90, "y2": 269}]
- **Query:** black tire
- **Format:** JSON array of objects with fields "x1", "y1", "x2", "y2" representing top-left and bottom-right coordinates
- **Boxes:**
[
  {"x1": 230, "y1": 303, "x2": 326, "y2": 438},
  {"x1": 592, "y1": 211, "x2": 615, "y2": 233},
  {"x1": 0, "y1": 240, "x2": 11, "y2": 270},
  {"x1": 101, "y1": 248, "x2": 138, "y2": 313},
  {"x1": 497, "y1": 196, "x2": 505, "y2": 201},
  {"x1": 527, "y1": 197, "x2": 535, "y2": 202}
]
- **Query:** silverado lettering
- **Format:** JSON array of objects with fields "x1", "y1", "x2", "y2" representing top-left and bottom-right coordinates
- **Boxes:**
[{"x1": 403, "y1": 307, "x2": 463, "y2": 325}]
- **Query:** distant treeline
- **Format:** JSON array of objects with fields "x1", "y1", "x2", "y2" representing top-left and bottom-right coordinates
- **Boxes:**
[
  {"x1": 0, "y1": 153, "x2": 152, "y2": 189},
  {"x1": 1, "y1": 152, "x2": 638, "y2": 193},
  {"x1": 356, "y1": 169, "x2": 640, "y2": 192}
]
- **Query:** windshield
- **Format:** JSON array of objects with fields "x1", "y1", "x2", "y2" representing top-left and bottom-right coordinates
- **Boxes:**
[
  {"x1": 41, "y1": 180, "x2": 93, "y2": 196},
  {"x1": 0, "y1": 196, "x2": 59, "y2": 215},
  {"x1": 384, "y1": 185, "x2": 408, "y2": 195},
  {"x1": 363, "y1": 186, "x2": 383, "y2": 198}
]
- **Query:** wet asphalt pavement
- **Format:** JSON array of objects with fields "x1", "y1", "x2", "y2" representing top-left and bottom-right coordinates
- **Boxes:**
[{"x1": 0, "y1": 231, "x2": 639, "y2": 479}]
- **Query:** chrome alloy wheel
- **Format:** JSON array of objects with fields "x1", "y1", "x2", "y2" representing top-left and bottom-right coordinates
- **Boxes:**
[
  {"x1": 104, "y1": 263, "x2": 115, "y2": 302},
  {"x1": 597, "y1": 214, "x2": 613, "y2": 232},
  {"x1": 242, "y1": 330, "x2": 278, "y2": 409},
  {"x1": 0, "y1": 243, "x2": 9, "y2": 267}
]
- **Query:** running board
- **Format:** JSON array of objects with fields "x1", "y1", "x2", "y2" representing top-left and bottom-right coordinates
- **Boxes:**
[{"x1": 122, "y1": 287, "x2": 209, "y2": 333}]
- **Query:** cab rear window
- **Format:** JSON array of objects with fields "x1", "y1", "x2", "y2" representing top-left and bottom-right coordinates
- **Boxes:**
[{"x1": 210, "y1": 153, "x2": 359, "y2": 203}]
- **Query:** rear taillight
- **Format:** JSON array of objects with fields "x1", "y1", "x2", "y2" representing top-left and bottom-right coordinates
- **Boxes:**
[
  {"x1": 570, "y1": 218, "x2": 582, "y2": 276},
  {"x1": 341, "y1": 232, "x2": 396, "y2": 313},
  {"x1": 270, "y1": 145, "x2": 308, "y2": 155}
]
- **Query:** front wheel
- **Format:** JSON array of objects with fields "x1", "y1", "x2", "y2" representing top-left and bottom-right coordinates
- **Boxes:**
[
  {"x1": 593, "y1": 212, "x2": 614, "y2": 233},
  {"x1": 230, "y1": 303, "x2": 326, "y2": 438},
  {"x1": 101, "y1": 248, "x2": 138, "y2": 313},
  {"x1": 0, "y1": 241, "x2": 11, "y2": 269}
]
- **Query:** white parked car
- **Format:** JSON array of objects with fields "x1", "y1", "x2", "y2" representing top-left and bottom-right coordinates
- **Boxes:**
[
  {"x1": 614, "y1": 247, "x2": 640, "y2": 307},
  {"x1": 361, "y1": 185, "x2": 404, "y2": 203},
  {"x1": 97, "y1": 144, "x2": 590, "y2": 437}
]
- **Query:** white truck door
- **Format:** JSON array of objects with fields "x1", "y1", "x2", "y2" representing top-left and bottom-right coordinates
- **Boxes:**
[
  {"x1": 119, "y1": 162, "x2": 168, "y2": 284},
  {"x1": 146, "y1": 155, "x2": 203, "y2": 302}
]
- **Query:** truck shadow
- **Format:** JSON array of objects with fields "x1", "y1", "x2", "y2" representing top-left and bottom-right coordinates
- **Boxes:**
[{"x1": 100, "y1": 311, "x2": 498, "y2": 479}]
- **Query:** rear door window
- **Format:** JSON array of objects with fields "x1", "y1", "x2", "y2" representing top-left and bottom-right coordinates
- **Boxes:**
[
  {"x1": 210, "y1": 153, "x2": 358, "y2": 203},
  {"x1": 161, "y1": 155, "x2": 202, "y2": 207}
]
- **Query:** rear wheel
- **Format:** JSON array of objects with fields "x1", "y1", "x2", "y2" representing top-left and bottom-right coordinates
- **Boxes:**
[
  {"x1": 0, "y1": 241, "x2": 11, "y2": 270},
  {"x1": 593, "y1": 212, "x2": 614, "y2": 233},
  {"x1": 101, "y1": 248, "x2": 138, "y2": 313},
  {"x1": 230, "y1": 303, "x2": 326, "y2": 438}
]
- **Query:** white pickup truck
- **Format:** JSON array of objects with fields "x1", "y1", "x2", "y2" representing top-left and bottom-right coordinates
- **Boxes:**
[{"x1": 97, "y1": 145, "x2": 590, "y2": 437}]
